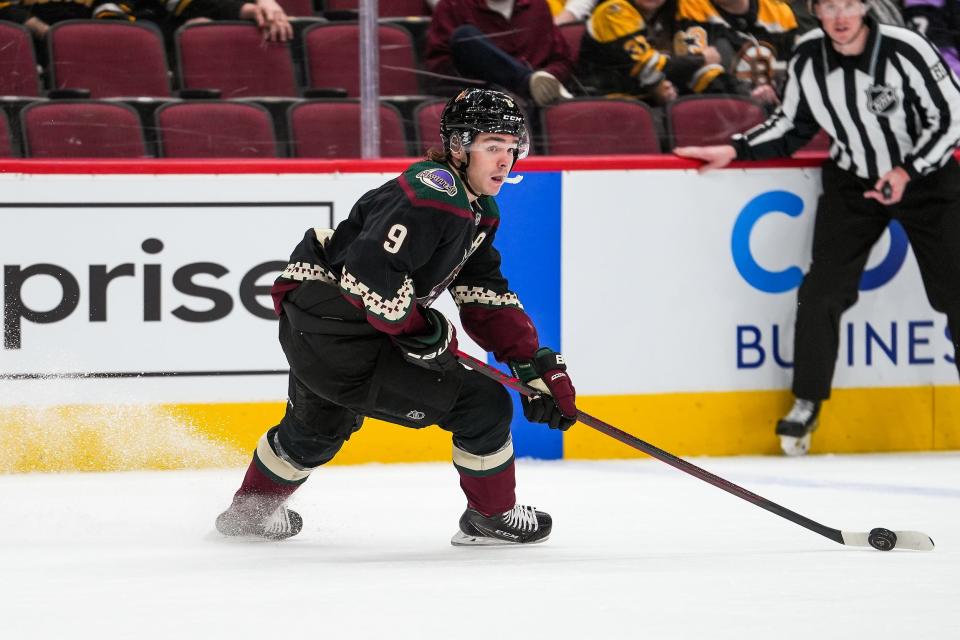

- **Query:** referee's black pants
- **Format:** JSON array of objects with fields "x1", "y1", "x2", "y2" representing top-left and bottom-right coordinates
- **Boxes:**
[{"x1": 792, "y1": 159, "x2": 960, "y2": 400}]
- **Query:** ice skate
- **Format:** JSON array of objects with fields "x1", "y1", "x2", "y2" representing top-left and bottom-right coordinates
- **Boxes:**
[
  {"x1": 215, "y1": 496, "x2": 303, "y2": 541},
  {"x1": 451, "y1": 504, "x2": 551, "y2": 546},
  {"x1": 775, "y1": 399, "x2": 821, "y2": 457}
]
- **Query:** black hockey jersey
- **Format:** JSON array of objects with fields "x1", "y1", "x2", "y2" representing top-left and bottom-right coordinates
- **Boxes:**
[
  {"x1": 271, "y1": 161, "x2": 540, "y2": 363},
  {"x1": 578, "y1": 0, "x2": 672, "y2": 95},
  {"x1": 674, "y1": 0, "x2": 798, "y2": 91}
]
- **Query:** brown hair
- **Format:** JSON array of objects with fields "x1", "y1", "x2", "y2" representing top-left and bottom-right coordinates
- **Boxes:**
[{"x1": 426, "y1": 147, "x2": 448, "y2": 163}]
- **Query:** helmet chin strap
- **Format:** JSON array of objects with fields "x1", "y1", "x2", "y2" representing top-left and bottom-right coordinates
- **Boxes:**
[{"x1": 452, "y1": 153, "x2": 485, "y2": 198}]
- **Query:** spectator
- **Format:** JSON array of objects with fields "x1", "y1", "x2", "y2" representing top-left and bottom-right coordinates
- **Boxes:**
[
  {"x1": 674, "y1": 0, "x2": 799, "y2": 105},
  {"x1": 577, "y1": 0, "x2": 740, "y2": 104},
  {"x1": 547, "y1": 0, "x2": 600, "y2": 24},
  {"x1": 8, "y1": 0, "x2": 134, "y2": 44},
  {"x1": 134, "y1": 0, "x2": 293, "y2": 43},
  {"x1": 425, "y1": 0, "x2": 575, "y2": 106},
  {"x1": 904, "y1": 0, "x2": 959, "y2": 76},
  {"x1": 0, "y1": 1, "x2": 50, "y2": 40}
]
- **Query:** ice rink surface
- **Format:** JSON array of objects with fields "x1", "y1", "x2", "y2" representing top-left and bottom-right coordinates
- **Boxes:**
[{"x1": 3, "y1": 452, "x2": 958, "y2": 640}]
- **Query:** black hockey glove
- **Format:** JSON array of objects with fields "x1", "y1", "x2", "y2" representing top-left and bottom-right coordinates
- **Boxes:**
[
  {"x1": 510, "y1": 348, "x2": 577, "y2": 431},
  {"x1": 393, "y1": 308, "x2": 460, "y2": 374}
]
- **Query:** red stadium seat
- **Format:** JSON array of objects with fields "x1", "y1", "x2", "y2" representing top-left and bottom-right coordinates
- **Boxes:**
[
  {"x1": 797, "y1": 129, "x2": 832, "y2": 153},
  {"x1": 20, "y1": 101, "x2": 147, "y2": 158},
  {"x1": 559, "y1": 22, "x2": 585, "y2": 66},
  {"x1": 155, "y1": 101, "x2": 278, "y2": 158},
  {"x1": 48, "y1": 20, "x2": 171, "y2": 98},
  {"x1": 413, "y1": 98, "x2": 445, "y2": 155},
  {"x1": 666, "y1": 94, "x2": 767, "y2": 147},
  {"x1": 540, "y1": 98, "x2": 662, "y2": 155},
  {"x1": 322, "y1": 0, "x2": 429, "y2": 16},
  {"x1": 302, "y1": 22, "x2": 421, "y2": 97},
  {"x1": 176, "y1": 22, "x2": 298, "y2": 98},
  {"x1": 0, "y1": 109, "x2": 13, "y2": 157},
  {"x1": 0, "y1": 20, "x2": 41, "y2": 97},
  {"x1": 287, "y1": 100, "x2": 408, "y2": 157}
]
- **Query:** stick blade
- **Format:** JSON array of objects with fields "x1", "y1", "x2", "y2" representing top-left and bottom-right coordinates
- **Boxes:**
[{"x1": 841, "y1": 530, "x2": 935, "y2": 551}]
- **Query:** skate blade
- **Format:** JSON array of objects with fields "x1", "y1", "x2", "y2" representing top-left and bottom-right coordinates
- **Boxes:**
[
  {"x1": 779, "y1": 433, "x2": 811, "y2": 457},
  {"x1": 450, "y1": 530, "x2": 550, "y2": 547}
]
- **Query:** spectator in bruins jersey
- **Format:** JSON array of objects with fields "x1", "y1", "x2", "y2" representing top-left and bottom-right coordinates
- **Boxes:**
[
  {"x1": 577, "y1": 0, "x2": 740, "y2": 103},
  {"x1": 673, "y1": 0, "x2": 798, "y2": 104}
]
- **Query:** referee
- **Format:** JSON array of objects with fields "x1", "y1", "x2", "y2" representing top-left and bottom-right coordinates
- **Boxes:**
[{"x1": 675, "y1": 0, "x2": 960, "y2": 455}]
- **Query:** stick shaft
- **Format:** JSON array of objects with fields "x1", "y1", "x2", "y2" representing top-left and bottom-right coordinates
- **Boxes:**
[{"x1": 455, "y1": 349, "x2": 845, "y2": 545}]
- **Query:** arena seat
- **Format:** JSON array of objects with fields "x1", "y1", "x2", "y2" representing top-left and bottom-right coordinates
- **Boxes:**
[
  {"x1": 0, "y1": 20, "x2": 42, "y2": 97},
  {"x1": 176, "y1": 22, "x2": 298, "y2": 98},
  {"x1": 559, "y1": 21, "x2": 585, "y2": 66},
  {"x1": 47, "y1": 20, "x2": 171, "y2": 98},
  {"x1": 20, "y1": 101, "x2": 147, "y2": 158},
  {"x1": 666, "y1": 94, "x2": 766, "y2": 147},
  {"x1": 302, "y1": 22, "x2": 422, "y2": 97},
  {"x1": 0, "y1": 109, "x2": 13, "y2": 157},
  {"x1": 413, "y1": 98, "x2": 445, "y2": 155},
  {"x1": 155, "y1": 101, "x2": 279, "y2": 158},
  {"x1": 287, "y1": 100, "x2": 408, "y2": 157},
  {"x1": 540, "y1": 98, "x2": 662, "y2": 155},
  {"x1": 797, "y1": 129, "x2": 832, "y2": 153}
]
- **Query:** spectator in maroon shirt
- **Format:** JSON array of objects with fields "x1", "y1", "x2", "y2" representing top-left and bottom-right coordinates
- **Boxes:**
[{"x1": 425, "y1": 0, "x2": 574, "y2": 106}]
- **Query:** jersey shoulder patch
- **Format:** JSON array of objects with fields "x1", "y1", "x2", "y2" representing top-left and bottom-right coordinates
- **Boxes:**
[{"x1": 399, "y1": 160, "x2": 474, "y2": 216}]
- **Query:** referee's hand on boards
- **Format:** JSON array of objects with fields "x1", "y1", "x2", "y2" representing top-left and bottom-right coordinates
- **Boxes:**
[
  {"x1": 673, "y1": 145, "x2": 737, "y2": 173},
  {"x1": 864, "y1": 167, "x2": 910, "y2": 205}
]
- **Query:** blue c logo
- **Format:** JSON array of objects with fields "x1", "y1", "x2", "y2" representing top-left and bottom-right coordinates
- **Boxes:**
[{"x1": 731, "y1": 190, "x2": 909, "y2": 293}]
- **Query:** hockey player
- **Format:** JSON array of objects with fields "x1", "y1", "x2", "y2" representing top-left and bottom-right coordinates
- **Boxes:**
[
  {"x1": 675, "y1": 0, "x2": 960, "y2": 455},
  {"x1": 215, "y1": 89, "x2": 578, "y2": 545}
]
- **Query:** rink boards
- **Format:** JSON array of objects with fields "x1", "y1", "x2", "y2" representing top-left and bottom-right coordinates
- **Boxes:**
[{"x1": 0, "y1": 157, "x2": 957, "y2": 472}]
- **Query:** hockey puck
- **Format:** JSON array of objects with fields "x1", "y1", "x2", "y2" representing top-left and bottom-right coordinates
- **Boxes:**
[{"x1": 868, "y1": 527, "x2": 898, "y2": 551}]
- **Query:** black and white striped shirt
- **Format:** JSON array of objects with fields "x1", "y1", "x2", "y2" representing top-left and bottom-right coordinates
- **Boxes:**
[{"x1": 733, "y1": 16, "x2": 960, "y2": 181}]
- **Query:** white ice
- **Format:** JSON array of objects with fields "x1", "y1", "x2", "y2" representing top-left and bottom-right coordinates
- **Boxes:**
[{"x1": 2, "y1": 452, "x2": 958, "y2": 639}]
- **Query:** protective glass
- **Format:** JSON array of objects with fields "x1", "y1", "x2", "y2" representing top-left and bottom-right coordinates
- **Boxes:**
[
  {"x1": 817, "y1": 0, "x2": 867, "y2": 18},
  {"x1": 455, "y1": 128, "x2": 531, "y2": 161}
]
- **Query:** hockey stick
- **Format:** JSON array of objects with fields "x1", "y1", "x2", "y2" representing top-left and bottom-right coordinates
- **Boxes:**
[{"x1": 454, "y1": 349, "x2": 935, "y2": 552}]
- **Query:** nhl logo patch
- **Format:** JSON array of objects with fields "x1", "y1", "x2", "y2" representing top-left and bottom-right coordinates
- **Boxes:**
[
  {"x1": 417, "y1": 168, "x2": 458, "y2": 196},
  {"x1": 866, "y1": 84, "x2": 899, "y2": 116}
]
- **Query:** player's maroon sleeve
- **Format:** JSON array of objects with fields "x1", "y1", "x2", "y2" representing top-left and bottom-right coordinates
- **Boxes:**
[{"x1": 450, "y1": 227, "x2": 539, "y2": 363}]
